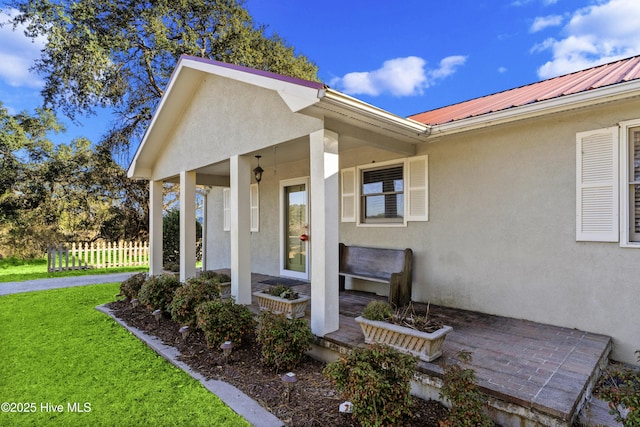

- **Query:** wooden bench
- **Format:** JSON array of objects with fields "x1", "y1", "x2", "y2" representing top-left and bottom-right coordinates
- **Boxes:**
[{"x1": 339, "y1": 243, "x2": 413, "y2": 307}]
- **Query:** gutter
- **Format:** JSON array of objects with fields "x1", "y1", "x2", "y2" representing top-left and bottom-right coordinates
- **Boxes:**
[{"x1": 318, "y1": 88, "x2": 431, "y2": 137}]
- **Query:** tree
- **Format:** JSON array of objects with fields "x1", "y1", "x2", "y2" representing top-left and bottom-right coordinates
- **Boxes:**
[
  {"x1": 0, "y1": 102, "x2": 148, "y2": 257},
  {"x1": 10, "y1": 0, "x2": 319, "y2": 161}
]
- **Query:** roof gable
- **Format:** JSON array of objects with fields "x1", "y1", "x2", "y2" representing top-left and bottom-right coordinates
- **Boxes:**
[{"x1": 410, "y1": 55, "x2": 640, "y2": 126}]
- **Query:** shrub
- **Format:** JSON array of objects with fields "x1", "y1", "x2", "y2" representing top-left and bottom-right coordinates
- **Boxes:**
[
  {"x1": 195, "y1": 299, "x2": 256, "y2": 348},
  {"x1": 361, "y1": 300, "x2": 392, "y2": 321},
  {"x1": 119, "y1": 273, "x2": 147, "y2": 299},
  {"x1": 256, "y1": 311, "x2": 314, "y2": 372},
  {"x1": 599, "y1": 351, "x2": 640, "y2": 427},
  {"x1": 137, "y1": 274, "x2": 181, "y2": 311},
  {"x1": 323, "y1": 343, "x2": 416, "y2": 427},
  {"x1": 439, "y1": 350, "x2": 493, "y2": 427},
  {"x1": 168, "y1": 277, "x2": 220, "y2": 327}
]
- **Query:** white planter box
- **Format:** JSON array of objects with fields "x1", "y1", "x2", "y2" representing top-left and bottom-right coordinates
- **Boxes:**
[
  {"x1": 219, "y1": 282, "x2": 231, "y2": 299},
  {"x1": 253, "y1": 291, "x2": 310, "y2": 319},
  {"x1": 355, "y1": 316, "x2": 452, "y2": 362}
]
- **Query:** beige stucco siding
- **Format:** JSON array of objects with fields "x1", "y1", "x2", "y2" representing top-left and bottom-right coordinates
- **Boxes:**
[
  {"x1": 204, "y1": 100, "x2": 639, "y2": 364},
  {"x1": 152, "y1": 77, "x2": 322, "y2": 181},
  {"x1": 339, "y1": 101, "x2": 640, "y2": 363}
]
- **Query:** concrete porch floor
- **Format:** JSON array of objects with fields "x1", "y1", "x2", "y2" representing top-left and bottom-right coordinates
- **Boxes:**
[{"x1": 222, "y1": 270, "x2": 614, "y2": 426}]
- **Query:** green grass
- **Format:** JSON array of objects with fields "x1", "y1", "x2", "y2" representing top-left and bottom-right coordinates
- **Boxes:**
[
  {"x1": 0, "y1": 283, "x2": 249, "y2": 426},
  {"x1": 0, "y1": 257, "x2": 147, "y2": 283}
]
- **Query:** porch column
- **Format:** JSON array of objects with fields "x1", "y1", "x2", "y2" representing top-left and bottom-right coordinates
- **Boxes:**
[
  {"x1": 200, "y1": 187, "x2": 211, "y2": 272},
  {"x1": 179, "y1": 170, "x2": 197, "y2": 282},
  {"x1": 309, "y1": 129, "x2": 340, "y2": 336},
  {"x1": 230, "y1": 155, "x2": 252, "y2": 304},
  {"x1": 149, "y1": 180, "x2": 164, "y2": 276}
]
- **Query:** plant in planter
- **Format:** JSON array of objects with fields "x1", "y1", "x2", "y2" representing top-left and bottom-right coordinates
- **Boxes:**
[
  {"x1": 199, "y1": 271, "x2": 232, "y2": 299},
  {"x1": 253, "y1": 284, "x2": 310, "y2": 319},
  {"x1": 355, "y1": 300, "x2": 452, "y2": 362}
]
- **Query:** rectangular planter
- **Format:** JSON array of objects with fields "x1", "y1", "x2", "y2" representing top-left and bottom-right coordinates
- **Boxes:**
[
  {"x1": 355, "y1": 316, "x2": 452, "y2": 362},
  {"x1": 219, "y1": 282, "x2": 231, "y2": 299},
  {"x1": 253, "y1": 291, "x2": 310, "y2": 319}
]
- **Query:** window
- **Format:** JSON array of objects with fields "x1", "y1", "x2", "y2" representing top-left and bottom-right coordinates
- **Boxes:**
[
  {"x1": 361, "y1": 164, "x2": 404, "y2": 223},
  {"x1": 621, "y1": 120, "x2": 640, "y2": 246},
  {"x1": 576, "y1": 122, "x2": 640, "y2": 247},
  {"x1": 222, "y1": 184, "x2": 259, "y2": 232},
  {"x1": 341, "y1": 155, "x2": 428, "y2": 226}
]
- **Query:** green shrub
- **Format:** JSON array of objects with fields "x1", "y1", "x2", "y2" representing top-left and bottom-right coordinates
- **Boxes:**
[
  {"x1": 256, "y1": 311, "x2": 314, "y2": 372},
  {"x1": 439, "y1": 350, "x2": 493, "y2": 427},
  {"x1": 119, "y1": 273, "x2": 147, "y2": 299},
  {"x1": 361, "y1": 300, "x2": 392, "y2": 321},
  {"x1": 138, "y1": 274, "x2": 181, "y2": 311},
  {"x1": 600, "y1": 351, "x2": 640, "y2": 427},
  {"x1": 163, "y1": 208, "x2": 202, "y2": 265},
  {"x1": 323, "y1": 343, "x2": 416, "y2": 427},
  {"x1": 195, "y1": 299, "x2": 256, "y2": 348},
  {"x1": 168, "y1": 277, "x2": 220, "y2": 327}
]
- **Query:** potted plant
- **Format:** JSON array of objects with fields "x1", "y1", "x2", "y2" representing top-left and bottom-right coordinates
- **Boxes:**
[
  {"x1": 355, "y1": 300, "x2": 452, "y2": 362},
  {"x1": 253, "y1": 284, "x2": 310, "y2": 319},
  {"x1": 199, "y1": 271, "x2": 232, "y2": 299}
]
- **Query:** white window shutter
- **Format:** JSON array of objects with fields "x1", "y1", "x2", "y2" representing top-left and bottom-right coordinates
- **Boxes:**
[
  {"x1": 576, "y1": 127, "x2": 619, "y2": 242},
  {"x1": 223, "y1": 188, "x2": 230, "y2": 231},
  {"x1": 250, "y1": 183, "x2": 259, "y2": 232},
  {"x1": 341, "y1": 167, "x2": 356, "y2": 222},
  {"x1": 407, "y1": 155, "x2": 429, "y2": 222}
]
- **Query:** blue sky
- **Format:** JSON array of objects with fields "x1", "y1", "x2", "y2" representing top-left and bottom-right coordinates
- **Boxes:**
[{"x1": 2, "y1": 0, "x2": 640, "y2": 147}]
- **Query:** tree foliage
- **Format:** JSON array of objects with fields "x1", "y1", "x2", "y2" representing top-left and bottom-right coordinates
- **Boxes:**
[
  {"x1": 0, "y1": 103, "x2": 148, "y2": 258},
  {"x1": 10, "y1": 0, "x2": 319, "y2": 159}
]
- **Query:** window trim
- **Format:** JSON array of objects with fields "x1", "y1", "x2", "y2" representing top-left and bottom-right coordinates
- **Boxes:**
[
  {"x1": 620, "y1": 119, "x2": 640, "y2": 248},
  {"x1": 350, "y1": 156, "x2": 429, "y2": 227}
]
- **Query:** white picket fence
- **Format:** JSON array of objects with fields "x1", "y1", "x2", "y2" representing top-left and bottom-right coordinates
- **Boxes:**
[{"x1": 47, "y1": 241, "x2": 149, "y2": 272}]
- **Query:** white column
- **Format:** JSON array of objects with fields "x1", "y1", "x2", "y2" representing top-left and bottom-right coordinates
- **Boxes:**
[
  {"x1": 149, "y1": 180, "x2": 163, "y2": 276},
  {"x1": 180, "y1": 170, "x2": 197, "y2": 282},
  {"x1": 200, "y1": 187, "x2": 210, "y2": 272},
  {"x1": 309, "y1": 129, "x2": 340, "y2": 336},
  {"x1": 230, "y1": 155, "x2": 252, "y2": 304}
]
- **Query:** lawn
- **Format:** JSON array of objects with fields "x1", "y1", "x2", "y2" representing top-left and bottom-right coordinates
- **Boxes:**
[
  {"x1": 0, "y1": 283, "x2": 248, "y2": 426},
  {"x1": 0, "y1": 257, "x2": 147, "y2": 283}
]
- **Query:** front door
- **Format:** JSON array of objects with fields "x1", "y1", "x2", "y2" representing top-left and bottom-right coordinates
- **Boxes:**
[{"x1": 280, "y1": 178, "x2": 309, "y2": 279}]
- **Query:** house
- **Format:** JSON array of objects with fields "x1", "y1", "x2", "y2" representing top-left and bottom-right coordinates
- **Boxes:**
[{"x1": 128, "y1": 54, "x2": 640, "y2": 365}]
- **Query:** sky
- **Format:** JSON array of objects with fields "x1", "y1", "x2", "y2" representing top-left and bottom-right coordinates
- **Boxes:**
[{"x1": 1, "y1": 0, "x2": 640, "y2": 149}]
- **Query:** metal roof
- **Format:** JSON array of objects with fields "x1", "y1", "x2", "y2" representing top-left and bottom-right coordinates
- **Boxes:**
[{"x1": 408, "y1": 55, "x2": 640, "y2": 126}]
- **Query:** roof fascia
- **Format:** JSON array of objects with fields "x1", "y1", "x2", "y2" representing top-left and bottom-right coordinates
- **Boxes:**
[
  {"x1": 429, "y1": 79, "x2": 640, "y2": 138},
  {"x1": 317, "y1": 88, "x2": 431, "y2": 139}
]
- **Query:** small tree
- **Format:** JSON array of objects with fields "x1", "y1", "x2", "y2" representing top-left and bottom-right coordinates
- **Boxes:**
[{"x1": 163, "y1": 208, "x2": 202, "y2": 266}]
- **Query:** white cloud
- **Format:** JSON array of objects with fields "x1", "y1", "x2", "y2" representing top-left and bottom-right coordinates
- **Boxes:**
[
  {"x1": 498, "y1": 67, "x2": 508, "y2": 73},
  {"x1": 331, "y1": 55, "x2": 467, "y2": 97},
  {"x1": 530, "y1": 15, "x2": 563, "y2": 33},
  {"x1": 0, "y1": 9, "x2": 46, "y2": 88},
  {"x1": 533, "y1": 0, "x2": 640, "y2": 78}
]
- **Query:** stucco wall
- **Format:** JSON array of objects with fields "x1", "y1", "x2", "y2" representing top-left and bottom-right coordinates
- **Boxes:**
[
  {"x1": 339, "y1": 100, "x2": 640, "y2": 364},
  {"x1": 205, "y1": 100, "x2": 640, "y2": 364},
  {"x1": 152, "y1": 77, "x2": 321, "y2": 181}
]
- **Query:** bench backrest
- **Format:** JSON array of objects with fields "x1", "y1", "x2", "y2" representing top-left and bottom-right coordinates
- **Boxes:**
[{"x1": 339, "y1": 245, "x2": 409, "y2": 278}]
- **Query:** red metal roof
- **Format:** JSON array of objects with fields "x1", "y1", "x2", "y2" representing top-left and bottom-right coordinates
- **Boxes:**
[{"x1": 409, "y1": 55, "x2": 640, "y2": 126}]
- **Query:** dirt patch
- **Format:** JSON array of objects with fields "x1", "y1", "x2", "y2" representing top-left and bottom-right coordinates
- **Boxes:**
[{"x1": 107, "y1": 300, "x2": 448, "y2": 426}]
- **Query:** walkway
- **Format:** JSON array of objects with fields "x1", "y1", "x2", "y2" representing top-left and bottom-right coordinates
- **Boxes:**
[{"x1": 0, "y1": 272, "x2": 137, "y2": 296}]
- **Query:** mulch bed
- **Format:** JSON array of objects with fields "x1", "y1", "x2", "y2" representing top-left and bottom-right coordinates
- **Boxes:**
[{"x1": 107, "y1": 299, "x2": 449, "y2": 426}]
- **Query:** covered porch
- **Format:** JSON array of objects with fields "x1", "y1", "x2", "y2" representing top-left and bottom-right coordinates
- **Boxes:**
[{"x1": 230, "y1": 269, "x2": 611, "y2": 427}]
